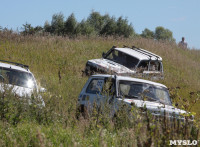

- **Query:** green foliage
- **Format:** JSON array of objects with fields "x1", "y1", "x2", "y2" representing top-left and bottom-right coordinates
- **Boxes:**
[
  {"x1": 51, "y1": 12, "x2": 65, "y2": 35},
  {"x1": 21, "y1": 23, "x2": 44, "y2": 35},
  {"x1": 141, "y1": 28, "x2": 154, "y2": 39},
  {"x1": 140, "y1": 27, "x2": 175, "y2": 42},
  {"x1": 44, "y1": 21, "x2": 52, "y2": 33},
  {"x1": 115, "y1": 16, "x2": 135, "y2": 38},
  {"x1": 0, "y1": 88, "x2": 46, "y2": 125},
  {"x1": 64, "y1": 13, "x2": 78, "y2": 37},
  {"x1": 100, "y1": 17, "x2": 117, "y2": 36},
  {"x1": 87, "y1": 11, "x2": 105, "y2": 34},
  {"x1": 18, "y1": 11, "x2": 178, "y2": 40},
  {"x1": 21, "y1": 23, "x2": 35, "y2": 35},
  {"x1": 78, "y1": 20, "x2": 95, "y2": 37},
  {"x1": 154, "y1": 26, "x2": 175, "y2": 42},
  {"x1": 40, "y1": 11, "x2": 135, "y2": 38},
  {"x1": 34, "y1": 26, "x2": 43, "y2": 34}
]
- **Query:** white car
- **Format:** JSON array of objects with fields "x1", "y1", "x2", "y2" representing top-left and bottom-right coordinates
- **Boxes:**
[
  {"x1": 77, "y1": 74, "x2": 191, "y2": 120},
  {"x1": 84, "y1": 46, "x2": 163, "y2": 79},
  {"x1": 0, "y1": 60, "x2": 45, "y2": 105}
]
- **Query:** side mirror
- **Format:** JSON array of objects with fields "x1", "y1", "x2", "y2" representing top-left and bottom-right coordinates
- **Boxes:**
[{"x1": 102, "y1": 52, "x2": 106, "y2": 58}]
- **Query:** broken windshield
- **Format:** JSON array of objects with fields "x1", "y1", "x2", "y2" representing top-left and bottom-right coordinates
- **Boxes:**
[
  {"x1": 118, "y1": 80, "x2": 171, "y2": 105},
  {"x1": 104, "y1": 49, "x2": 139, "y2": 69}
]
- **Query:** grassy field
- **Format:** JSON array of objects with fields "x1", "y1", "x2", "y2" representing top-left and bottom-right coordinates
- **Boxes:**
[{"x1": 0, "y1": 32, "x2": 200, "y2": 146}]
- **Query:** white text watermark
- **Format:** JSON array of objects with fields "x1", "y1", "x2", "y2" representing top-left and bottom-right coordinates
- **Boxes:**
[{"x1": 169, "y1": 140, "x2": 198, "y2": 146}]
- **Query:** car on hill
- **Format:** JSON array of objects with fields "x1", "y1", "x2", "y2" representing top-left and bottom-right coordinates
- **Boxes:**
[
  {"x1": 84, "y1": 46, "x2": 163, "y2": 79},
  {"x1": 77, "y1": 74, "x2": 192, "y2": 120},
  {"x1": 0, "y1": 60, "x2": 45, "y2": 106}
]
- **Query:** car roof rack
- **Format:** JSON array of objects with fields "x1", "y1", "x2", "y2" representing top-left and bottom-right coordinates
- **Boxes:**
[
  {"x1": 0, "y1": 60, "x2": 29, "y2": 70},
  {"x1": 131, "y1": 46, "x2": 161, "y2": 60}
]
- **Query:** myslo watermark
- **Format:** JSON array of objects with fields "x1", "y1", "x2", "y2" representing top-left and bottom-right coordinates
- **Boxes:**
[{"x1": 169, "y1": 140, "x2": 198, "y2": 146}]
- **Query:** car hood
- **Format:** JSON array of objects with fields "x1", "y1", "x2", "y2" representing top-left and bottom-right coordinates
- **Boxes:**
[
  {"x1": 0, "y1": 83, "x2": 34, "y2": 97},
  {"x1": 88, "y1": 58, "x2": 136, "y2": 74},
  {"x1": 121, "y1": 98, "x2": 187, "y2": 116}
]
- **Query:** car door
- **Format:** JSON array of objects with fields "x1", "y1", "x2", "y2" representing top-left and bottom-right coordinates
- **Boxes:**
[{"x1": 82, "y1": 77, "x2": 105, "y2": 112}]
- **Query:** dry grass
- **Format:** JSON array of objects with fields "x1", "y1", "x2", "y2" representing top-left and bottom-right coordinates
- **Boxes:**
[{"x1": 0, "y1": 32, "x2": 200, "y2": 146}]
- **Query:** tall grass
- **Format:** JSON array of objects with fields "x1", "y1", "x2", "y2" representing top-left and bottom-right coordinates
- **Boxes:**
[{"x1": 0, "y1": 32, "x2": 200, "y2": 146}]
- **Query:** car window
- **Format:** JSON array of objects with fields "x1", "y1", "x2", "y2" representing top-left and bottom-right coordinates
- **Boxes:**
[
  {"x1": 119, "y1": 80, "x2": 172, "y2": 105},
  {"x1": 119, "y1": 83, "x2": 130, "y2": 96},
  {"x1": 0, "y1": 67, "x2": 36, "y2": 89},
  {"x1": 125, "y1": 55, "x2": 139, "y2": 69},
  {"x1": 105, "y1": 49, "x2": 139, "y2": 69},
  {"x1": 149, "y1": 61, "x2": 161, "y2": 71},
  {"x1": 137, "y1": 61, "x2": 149, "y2": 71},
  {"x1": 137, "y1": 61, "x2": 161, "y2": 71},
  {"x1": 86, "y1": 79, "x2": 104, "y2": 94}
]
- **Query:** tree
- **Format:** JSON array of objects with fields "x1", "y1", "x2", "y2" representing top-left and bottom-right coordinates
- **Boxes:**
[
  {"x1": 64, "y1": 13, "x2": 78, "y2": 37},
  {"x1": 51, "y1": 13, "x2": 65, "y2": 35},
  {"x1": 44, "y1": 21, "x2": 52, "y2": 33},
  {"x1": 100, "y1": 17, "x2": 117, "y2": 36},
  {"x1": 141, "y1": 28, "x2": 154, "y2": 39},
  {"x1": 79, "y1": 20, "x2": 95, "y2": 37},
  {"x1": 87, "y1": 11, "x2": 104, "y2": 34},
  {"x1": 34, "y1": 26, "x2": 43, "y2": 34},
  {"x1": 115, "y1": 16, "x2": 135, "y2": 37},
  {"x1": 21, "y1": 23, "x2": 35, "y2": 35},
  {"x1": 41, "y1": 11, "x2": 136, "y2": 38},
  {"x1": 154, "y1": 26, "x2": 175, "y2": 42}
]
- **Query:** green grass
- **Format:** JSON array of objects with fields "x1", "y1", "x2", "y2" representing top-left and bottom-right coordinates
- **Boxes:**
[{"x1": 0, "y1": 32, "x2": 200, "y2": 146}]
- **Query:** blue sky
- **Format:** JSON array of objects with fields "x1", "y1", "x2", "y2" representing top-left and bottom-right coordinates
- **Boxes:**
[{"x1": 1, "y1": 0, "x2": 200, "y2": 49}]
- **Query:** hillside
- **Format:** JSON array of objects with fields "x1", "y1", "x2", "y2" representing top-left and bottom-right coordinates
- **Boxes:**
[{"x1": 0, "y1": 33, "x2": 200, "y2": 146}]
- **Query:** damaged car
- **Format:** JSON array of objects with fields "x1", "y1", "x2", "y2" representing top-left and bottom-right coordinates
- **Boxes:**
[
  {"x1": 77, "y1": 74, "x2": 193, "y2": 121},
  {"x1": 84, "y1": 46, "x2": 163, "y2": 79},
  {"x1": 0, "y1": 60, "x2": 45, "y2": 106}
]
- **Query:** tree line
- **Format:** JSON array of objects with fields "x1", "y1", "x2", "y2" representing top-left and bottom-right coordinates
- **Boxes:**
[{"x1": 0, "y1": 11, "x2": 175, "y2": 41}]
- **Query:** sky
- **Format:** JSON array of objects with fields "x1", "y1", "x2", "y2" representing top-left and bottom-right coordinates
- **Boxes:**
[{"x1": 0, "y1": 0, "x2": 200, "y2": 49}]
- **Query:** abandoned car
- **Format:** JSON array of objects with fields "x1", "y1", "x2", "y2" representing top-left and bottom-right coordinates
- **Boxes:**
[
  {"x1": 77, "y1": 74, "x2": 191, "y2": 120},
  {"x1": 84, "y1": 46, "x2": 163, "y2": 79},
  {"x1": 0, "y1": 60, "x2": 45, "y2": 106}
]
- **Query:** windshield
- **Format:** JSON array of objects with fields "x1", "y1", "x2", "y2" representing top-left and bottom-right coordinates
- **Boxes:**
[
  {"x1": 104, "y1": 49, "x2": 139, "y2": 69},
  {"x1": 118, "y1": 80, "x2": 171, "y2": 105},
  {"x1": 0, "y1": 67, "x2": 36, "y2": 89}
]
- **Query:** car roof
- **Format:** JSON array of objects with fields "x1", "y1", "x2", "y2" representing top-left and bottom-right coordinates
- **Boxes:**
[
  {"x1": 114, "y1": 47, "x2": 162, "y2": 61},
  {"x1": 91, "y1": 74, "x2": 167, "y2": 88},
  {"x1": 0, "y1": 62, "x2": 30, "y2": 73}
]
